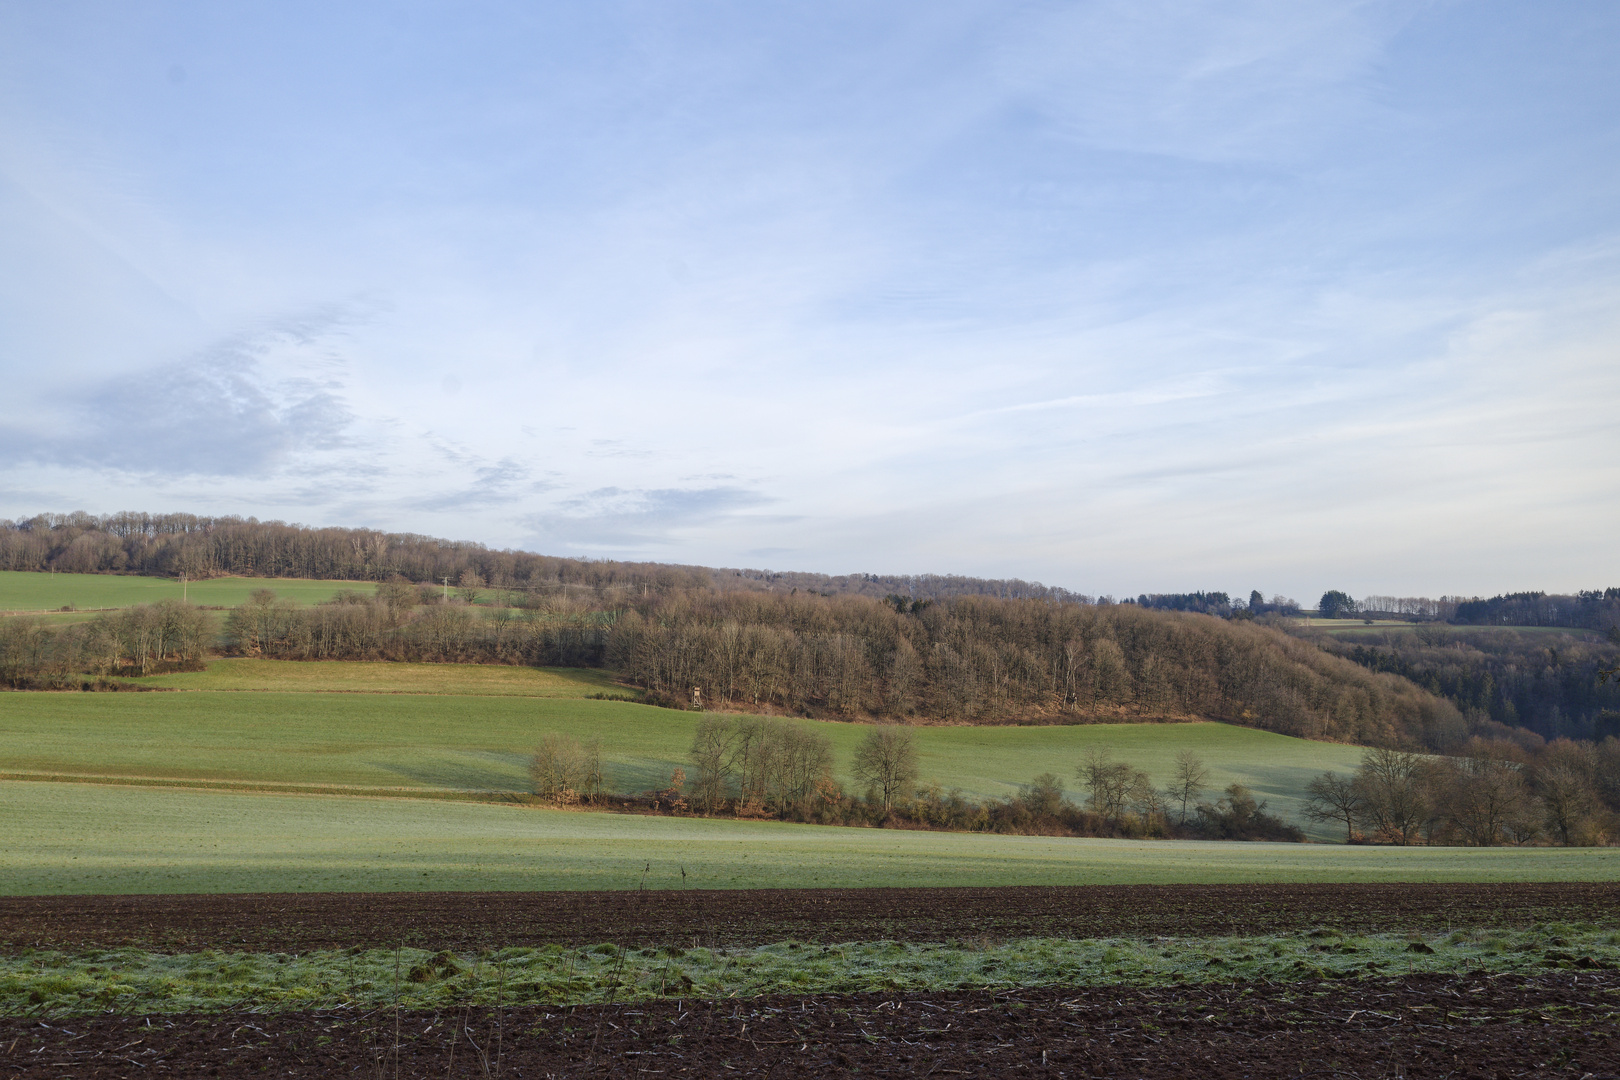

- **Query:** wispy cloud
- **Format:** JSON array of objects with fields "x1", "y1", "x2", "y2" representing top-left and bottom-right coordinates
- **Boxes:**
[
  {"x1": 0, "y1": 312, "x2": 359, "y2": 477},
  {"x1": 406, "y1": 458, "x2": 554, "y2": 512}
]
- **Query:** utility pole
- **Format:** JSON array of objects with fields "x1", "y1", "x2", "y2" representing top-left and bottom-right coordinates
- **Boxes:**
[{"x1": 443, "y1": 576, "x2": 450, "y2": 602}]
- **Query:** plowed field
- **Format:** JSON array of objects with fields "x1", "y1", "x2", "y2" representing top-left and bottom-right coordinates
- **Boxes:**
[
  {"x1": 5, "y1": 973, "x2": 1617, "y2": 1078},
  {"x1": 4, "y1": 882, "x2": 1616, "y2": 953}
]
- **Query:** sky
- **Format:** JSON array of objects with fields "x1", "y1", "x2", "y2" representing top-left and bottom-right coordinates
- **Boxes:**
[{"x1": 1, "y1": 0, "x2": 1617, "y2": 600}]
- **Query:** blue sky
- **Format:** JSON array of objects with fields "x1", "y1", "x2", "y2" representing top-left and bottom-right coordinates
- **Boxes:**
[{"x1": 1, "y1": 1, "x2": 1616, "y2": 599}]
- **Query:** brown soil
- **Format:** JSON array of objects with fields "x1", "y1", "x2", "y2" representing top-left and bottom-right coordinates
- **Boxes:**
[
  {"x1": 4, "y1": 882, "x2": 1616, "y2": 953},
  {"x1": 5, "y1": 972, "x2": 1618, "y2": 1077}
]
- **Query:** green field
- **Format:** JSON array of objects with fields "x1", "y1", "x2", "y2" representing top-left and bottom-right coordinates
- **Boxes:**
[
  {"x1": 1, "y1": 661, "x2": 1367, "y2": 830},
  {"x1": 143, "y1": 658, "x2": 632, "y2": 697},
  {"x1": 1303, "y1": 619, "x2": 1593, "y2": 639},
  {"x1": 0, "y1": 570, "x2": 372, "y2": 613},
  {"x1": 0, "y1": 653, "x2": 1603, "y2": 895},
  {"x1": 4, "y1": 781, "x2": 1615, "y2": 896}
]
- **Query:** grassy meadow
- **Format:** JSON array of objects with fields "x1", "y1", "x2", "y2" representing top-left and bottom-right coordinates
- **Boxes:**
[
  {"x1": 2, "y1": 658, "x2": 1367, "y2": 830},
  {"x1": 141, "y1": 658, "x2": 631, "y2": 697},
  {"x1": 1301, "y1": 618, "x2": 1594, "y2": 640},
  {"x1": 0, "y1": 570, "x2": 372, "y2": 613},
  {"x1": 4, "y1": 781, "x2": 1617, "y2": 896}
]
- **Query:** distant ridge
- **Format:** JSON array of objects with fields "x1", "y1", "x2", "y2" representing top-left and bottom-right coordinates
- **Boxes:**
[{"x1": 0, "y1": 511, "x2": 1091, "y2": 603}]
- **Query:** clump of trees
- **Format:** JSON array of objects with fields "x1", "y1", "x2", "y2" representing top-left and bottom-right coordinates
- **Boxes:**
[
  {"x1": 529, "y1": 734, "x2": 604, "y2": 804},
  {"x1": 0, "y1": 601, "x2": 210, "y2": 687},
  {"x1": 687, "y1": 715, "x2": 837, "y2": 815},
  {"x1": 1304, "y1": 737, "x2": 1620, "y2": 846}
]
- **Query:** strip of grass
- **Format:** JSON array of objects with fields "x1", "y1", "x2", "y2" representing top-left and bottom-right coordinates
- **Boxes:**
[
  {"x1": 140, "y1": 658, "x2": 633, "y2": 697},
  {"x1": 1305, "y1": 621, "x2": 1591, "y2": 639},
  {"x1": 0, "y1": 571, "x2": 371, "y2": 612},
  {"x1": 5, "y1": 926, "x2": 1615, "y2": 1016},
  {"x1": 4, "y1": 783, "x2": 1617, "y2": 896},
  {"x1": 0, "y1": 692, "x2": 1367, "y2": 831}
]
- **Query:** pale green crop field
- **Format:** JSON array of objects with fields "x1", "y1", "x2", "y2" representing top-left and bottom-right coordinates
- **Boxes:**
[
  {"x1": 4, "y1": 782, "x2": 1615, "y2": 896},
  {"x1": 0, "y1": 570, "x2": 371, "y2": 612},
  {"x1": 0, "y1": 677, "x2": 1367, "y2": 831},
  {"x1": 142, "y1": 658, "x2": 632, "y2": 697},
  {"x1": 1304, "y1": 620, "x2": 1590, "y2": 640}
]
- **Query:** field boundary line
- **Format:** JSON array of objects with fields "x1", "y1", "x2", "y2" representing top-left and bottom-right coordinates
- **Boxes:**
[
  {"x1": 123, "y1": 686, "x2": 623, "y2": 697},
  {"x1": 0, "y1": 770, "x2": 532, "y2": 804}
]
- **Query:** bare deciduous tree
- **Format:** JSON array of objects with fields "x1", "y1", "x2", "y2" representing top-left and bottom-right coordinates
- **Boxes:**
[
  {"x1": 530, "y1": 733, "x2": 599, "y2": 804},
  {"x1": 1076, "y1": 747, "x2": 1142, "y2": 820},
  {"x1": 1166, "y1": 749, "x2": 1209, "y2": 824},
  {"x1": 1303, "y1": 771, "x2": 1364, "y2": 843},
  {"x1": 852, "y1": 725, "x2": 918, "y2": 813},
  {"x1": 1353, "y1": 747, "x2": 1429, "y2": 845},
  {"x1": 688, "y1": 715, "x2": 738, "y2": 813},
  {"x1": 1534, "y1": 740, "x2": 1600, "y2": 845}
]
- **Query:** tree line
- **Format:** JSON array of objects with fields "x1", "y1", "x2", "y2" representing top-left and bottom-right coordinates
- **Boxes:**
[
  {"x1": 0, "y1": 601, "x2": 209, "y2": 686},
  {"x1": 532, "y1": 721, "x2": 1303, "y2": 842},
  {"x1": 1305, "y1": 736, "x2": 1620, "y2": 846},
  {"x1": 1305, "y1": 588, "x2": 1620, "y2": 629},
  {"x1": 1134, "y1": 591, "x2": 1302, "y2": 618},
  {"x1": 1452, "y1": 590, "x2": 1620, "y2": 631}
]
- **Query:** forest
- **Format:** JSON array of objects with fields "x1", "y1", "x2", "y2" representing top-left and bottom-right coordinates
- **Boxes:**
[{"x1": 1311, "y1": 627, "x2": 1620, "y2": 744}]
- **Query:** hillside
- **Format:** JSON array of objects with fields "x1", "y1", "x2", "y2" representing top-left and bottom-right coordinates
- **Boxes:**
[
  {"x1": 0, "y1": 513, "x2": 1481, "y2": 749},
  {"x1": 0, "y1": 659, "x2": 1366, "y2": 834},
  {"x1": 0, "y1": 512, "x2": 1089, "y2": 603},
  {"x1": 2, "y1": 576, "x2": 1465, "y2": 752}
]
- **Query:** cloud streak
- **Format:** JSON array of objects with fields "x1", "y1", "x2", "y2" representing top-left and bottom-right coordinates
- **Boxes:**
[{"x1": 0, "y1": 314, "x2": 358, "y2": 477}]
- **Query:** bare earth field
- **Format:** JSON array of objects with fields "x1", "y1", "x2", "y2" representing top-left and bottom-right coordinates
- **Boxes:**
[
  {"x1": 7, "y1": 883, "x2": 1618, "y2": 1076},
  {"x1": 4, "y1": 882, "x2": 1618, "y2": 952},
  {"x1": 4, "y1": 973, "x2": 1617, "y2": 1078}
]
